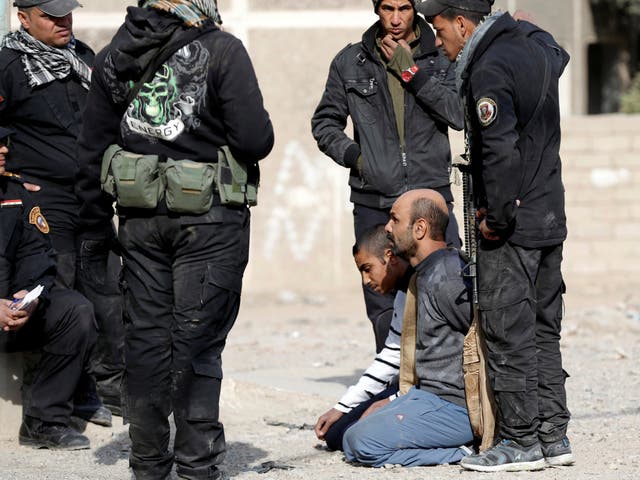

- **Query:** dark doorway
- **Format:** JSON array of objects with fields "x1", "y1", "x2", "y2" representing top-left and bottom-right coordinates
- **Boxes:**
[{"x1": 588, "y1": 42, "x2": 628, "y2": 114}]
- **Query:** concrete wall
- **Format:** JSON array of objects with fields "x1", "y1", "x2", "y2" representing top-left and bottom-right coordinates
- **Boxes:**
[
  {"x1": 560, "y1": 115, "x2": 640, "y2": 295},
  {"x1": 0, "y1": 353, "x2": 23, "y2": 440}
]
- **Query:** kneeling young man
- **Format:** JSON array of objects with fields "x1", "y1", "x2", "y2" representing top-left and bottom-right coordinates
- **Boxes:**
[
  {"x1": 315, "y1": 224, "x2": 412, "y2": 451},
  {"x1": 342, "y1": 189, "x2": 474, "y2": 467}
]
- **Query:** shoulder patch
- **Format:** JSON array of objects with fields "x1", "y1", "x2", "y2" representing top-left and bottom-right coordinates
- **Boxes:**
[
  {"x1": 476, "y1": 97, "x2": 498, "y2": 127},
  {"x1": 29, "y1": 206, "x2": 50, "y2": 234}
]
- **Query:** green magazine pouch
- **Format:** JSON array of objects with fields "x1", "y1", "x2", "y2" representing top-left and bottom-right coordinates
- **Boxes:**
[
  {"x1": 216, "y1": 146, "x2": 259, "y2": 207},
  {"x1": 100, "y1": 144, "x2": 118, "y2": 198},
  {"x1": 101, "y1": 145, "x2": 162, "y2": 209},
  {"x1": 163, "y1": 159, "x2": 216, "y2": 214}
]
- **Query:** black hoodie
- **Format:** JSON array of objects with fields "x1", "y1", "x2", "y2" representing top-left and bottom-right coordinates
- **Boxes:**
[{"x1": 75, "y1": 7, "x2": 274, "y2": 229}]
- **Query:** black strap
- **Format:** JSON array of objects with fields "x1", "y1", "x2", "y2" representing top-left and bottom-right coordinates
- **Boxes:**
[
  {"x1": 125, "y1": 24, "x2": 216, "y2": 107},
  {"x1": 519, "y1": 46, "x2": 551, "y2": 139}
]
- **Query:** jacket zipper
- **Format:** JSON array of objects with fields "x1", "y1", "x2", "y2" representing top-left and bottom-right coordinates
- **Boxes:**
[
  {"x1": 401, "y1": 87, "x2": 409, "y2": 190},
  {"x1": 401, "y1": 147, "x2": 409, "y2": 190}
]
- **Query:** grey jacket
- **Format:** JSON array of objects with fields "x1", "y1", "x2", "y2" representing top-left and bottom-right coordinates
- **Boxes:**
[
  {"x1": 414, "y1": 248, "x2": 472, "y2": 408},
  {"x1": 311, "y1": 17, "x2": 463, "y2": 209}
]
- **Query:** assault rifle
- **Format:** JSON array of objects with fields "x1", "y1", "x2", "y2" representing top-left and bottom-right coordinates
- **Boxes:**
[
  {"x1": 453, "y1": 153, "x2": 497, "y2": 452},
  {"x1": 454, "y1": 154, "x2": 478, "y2": 305}
]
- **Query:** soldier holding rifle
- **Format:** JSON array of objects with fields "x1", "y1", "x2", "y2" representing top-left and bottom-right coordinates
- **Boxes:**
[{"x1": 418, "y1": 0, "x2": 573, "y2": 472}]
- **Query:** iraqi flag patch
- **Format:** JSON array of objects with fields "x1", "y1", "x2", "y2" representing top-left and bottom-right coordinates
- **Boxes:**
[
  {"x1": 477, "y1": 97, "x2": 498, "y2": 127},
  {"x1": 0, "y1": 199, "x2": 22, "y2": 208},
  {"x1": 29, "y1": 206, "x2": 50, "y2": 234}
]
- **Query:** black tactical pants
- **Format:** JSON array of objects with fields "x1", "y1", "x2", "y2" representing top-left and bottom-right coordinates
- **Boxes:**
[
  {"x1": 1, "y1": 290, "x2": 97, "y2": 425},
  {"x1": 353, "y1": 202, "x2": 460, "y2": 353},
  {"x1": 118, "y1": 205, "x2": 250, "y2": 480},
  {"x1": 28, "y1": 180, "x2": 124, "y2": 406},
  {"x1": 477, "y1": 240, "x2": 570, "y2": 445}
]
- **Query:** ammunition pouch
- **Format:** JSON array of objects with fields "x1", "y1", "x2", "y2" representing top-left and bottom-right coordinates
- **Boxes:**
[
  {"x1": 101, "y1": 145, "x2": 162, "y2": 209},
  {"x1": 163, "y1": 159, "x2": 216, "y2": 214},
  {"x1": 216, "y1": 146, "x2": 259, "y2": 207},
  {"x1": 100, "y1": 144, "x2": 259, "y2": 214}
]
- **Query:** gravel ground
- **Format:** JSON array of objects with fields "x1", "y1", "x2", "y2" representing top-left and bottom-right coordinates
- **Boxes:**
[{"x1": 1, "y1": 281, "x2": 639, "y2": 479}]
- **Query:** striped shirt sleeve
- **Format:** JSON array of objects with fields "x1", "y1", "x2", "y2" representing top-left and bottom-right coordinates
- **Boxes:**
[{"x1": 334, "y1": 290, "x2": 406, "y2": 413}]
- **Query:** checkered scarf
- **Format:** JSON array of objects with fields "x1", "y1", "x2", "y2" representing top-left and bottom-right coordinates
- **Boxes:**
[
  {"x1": 142, "y1": 0, "x2": 222, "y2": 27},
  {"x1": 1, "y1": 29, "x2": 92, "y2": 90}
]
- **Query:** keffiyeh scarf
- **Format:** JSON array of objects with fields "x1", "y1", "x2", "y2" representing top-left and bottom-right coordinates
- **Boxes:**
[
  {"x1": 1, "y1": 29, "x2": 92, "y2": 90},
  {"x1": 142, "y1": 0, "x2": 222, "y2": 27}
]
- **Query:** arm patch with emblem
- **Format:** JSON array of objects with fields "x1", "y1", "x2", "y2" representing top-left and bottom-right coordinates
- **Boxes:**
[
  {"x1": 29, "y1": 206, "x2": 50, "y2": 234},
  {"x1": 477, "y1": 97, "x2": 498, "y2": 127}
]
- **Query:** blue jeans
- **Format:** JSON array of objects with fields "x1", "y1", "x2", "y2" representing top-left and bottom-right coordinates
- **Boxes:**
[{"x1": 342, "y1": 388, "x2": 473, "y2": 467}]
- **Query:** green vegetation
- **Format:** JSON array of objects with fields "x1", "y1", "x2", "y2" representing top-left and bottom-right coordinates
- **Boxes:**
[
  {"x1": 591, "y1": 0, "x2": 640, "y2": 15},
  {"x1": 620, "y1": 73, "x2": 640, "y2": 113}
]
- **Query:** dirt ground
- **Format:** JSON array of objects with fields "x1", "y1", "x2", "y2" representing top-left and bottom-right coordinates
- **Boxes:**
[{"x1": 1, "y1": 276, "x2": 639, "y2": 479}]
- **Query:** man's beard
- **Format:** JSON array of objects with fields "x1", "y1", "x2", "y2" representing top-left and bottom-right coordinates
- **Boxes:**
[{"x1": 388, "y1": 231, "x2": 417, "y2": 262}]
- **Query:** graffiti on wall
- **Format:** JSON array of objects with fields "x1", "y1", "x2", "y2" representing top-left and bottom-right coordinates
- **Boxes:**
[{"x1": 262, "y1": 140, "x2": 350, "y2": 262}]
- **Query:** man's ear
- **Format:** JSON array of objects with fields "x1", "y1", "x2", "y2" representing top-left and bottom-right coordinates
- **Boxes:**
[
  {"x1": 413, "y1": 218, "x2": 428, "y2": 240},
  {"x1": 17, "y1": 10, "x2": 30, "y2": 30},
  {"x1": 384, "y1": 247, "x2": 396, "y2": 264},
  {"x1": 457, "y1": 15, "x2": 476, "y2": 39}
]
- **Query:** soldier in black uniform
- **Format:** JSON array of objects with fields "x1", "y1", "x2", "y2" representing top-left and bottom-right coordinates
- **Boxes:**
[
  {"x1": 418, "y1": 0, "x2": 573, "y2": 472},
  {"x1": 75, "y1": 1, "x2": 273, "y2": 478},
  {"x1": 0, "y1": 0, "x2": 124, "y2": 417},
  {"x1": 0, "y1": 127, "x2": 97, "y2": 450}
]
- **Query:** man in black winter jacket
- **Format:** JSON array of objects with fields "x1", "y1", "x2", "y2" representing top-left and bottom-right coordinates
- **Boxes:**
[
  {"x1": 0, "y1": 0, "x2": 122, "y2": 421},
  {"x1": 419, "y1": 0, "x2": 573, "y2": 472},
  {"x1": 75, "y1": 1, "x2": 273, "y2": 479},
  {"x1": 311, "y1": 0, "x2": 463, "y2": 354}
]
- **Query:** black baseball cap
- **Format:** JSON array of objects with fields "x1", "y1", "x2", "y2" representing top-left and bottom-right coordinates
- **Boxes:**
[
  {"x1": 13, "y1": 0, "x2": 82, "y2": 17},
  {"x1": 417, "y1": 0, "x2": 493, "y2": 17}
]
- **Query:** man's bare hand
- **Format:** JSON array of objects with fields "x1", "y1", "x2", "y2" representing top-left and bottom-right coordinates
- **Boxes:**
[
  {"x1": 0, "y1": 292, "x2": 35, "y2": 332},
  {"x1": 475, "y1": 208, "x2": 500, "y2": 241},
  {"x1": 380, "y1": 35, "x2": 411, "y2": 61},
  {"x1": 513, "y1": 10, "x2": 536, "y2": 24},
  {"x1": 360, "y1": 397, "x2": 390, "y2": 419},
  {"x1": 22, "y1": 182, "x2": 41, "y2": 192},
  {"x1": 314, "y1": 408, "x2": 344, "y2": 440},
  {"x1": 479, "y1": 218, "x2": 501, "y2": 241}
]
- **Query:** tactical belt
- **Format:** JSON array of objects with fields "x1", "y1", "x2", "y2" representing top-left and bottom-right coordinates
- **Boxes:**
[{"x1": 100, "y1": 144, "x2": 258, "y2": 214}]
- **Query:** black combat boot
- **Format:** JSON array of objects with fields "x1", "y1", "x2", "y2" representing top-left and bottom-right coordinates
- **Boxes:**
[
  {"x1": 19, "y1": 416, "x2": 90, "y2": 450},
  {"x1": 73, "y1": 373, "x2": 113, "y2": 427}
]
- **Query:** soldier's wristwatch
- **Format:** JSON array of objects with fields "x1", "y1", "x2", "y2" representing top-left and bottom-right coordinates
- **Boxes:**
[{"x1": 401, "y1": 65, "x2": 419, "y2": 83}]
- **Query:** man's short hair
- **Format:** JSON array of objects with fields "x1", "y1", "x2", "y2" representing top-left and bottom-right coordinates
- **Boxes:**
[
  {"x1": 373, "y1": 0, "x2": 416, "y2": 13},
  {"x1": 352, "y1": 224, "x2": 392, "y2": 262},
  {"x1": 438, "y1": 6, "x2": 486, "y2": 25},
  {"x1": 417, "y1": 0, "x2": 492, "y2": 19},
  {"x1": 410, "y1": 197, "x2": 449, "y2": 241}
]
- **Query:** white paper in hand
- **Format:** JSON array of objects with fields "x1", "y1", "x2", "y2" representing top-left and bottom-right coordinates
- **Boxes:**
[{"x1": 10, "y1": 284, "x2": 44, "y2": 311}]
